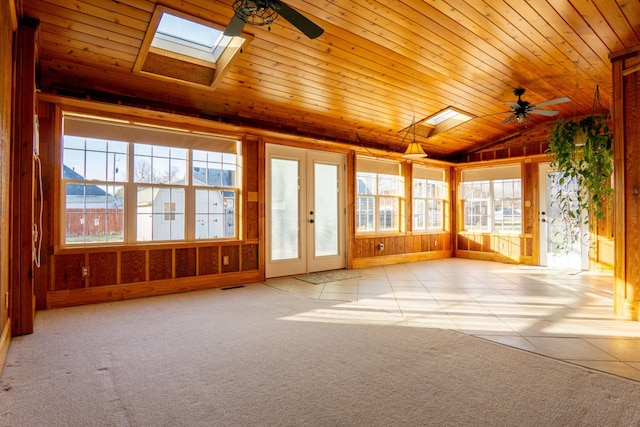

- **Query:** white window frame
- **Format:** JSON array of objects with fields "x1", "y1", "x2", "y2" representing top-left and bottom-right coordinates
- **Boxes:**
[
  {"x1": 61, "y1": 113, "x2": 241, "y2": 246},
  {"x1": 460, "y1": 165, "x2": 522, "y2": 234},
  {"x1": 412, "y1": 165, "x2": 447, "y2": 232},
  {"x1": 356, "y1": 157, "x2": 404, "y2": 234}
]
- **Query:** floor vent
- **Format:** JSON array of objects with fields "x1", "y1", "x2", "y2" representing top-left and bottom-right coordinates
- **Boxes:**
[{"x1": 221, "y1": 285, "x2": 245, "y2": 291}]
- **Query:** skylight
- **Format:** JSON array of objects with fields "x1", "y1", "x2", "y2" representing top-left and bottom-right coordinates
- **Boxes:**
[
  {"x1": 134, "y1": 6, "x2": 251, "y2": 88},
  {"x1": 152, "y1": 13, "x2": 232, "y2": 63},
  {"x1": 400, "y1": 107, "x2": 475, "y2": 140},
  {"x1": 425, "y1": 108, "x2": 472, "y2": 126}
]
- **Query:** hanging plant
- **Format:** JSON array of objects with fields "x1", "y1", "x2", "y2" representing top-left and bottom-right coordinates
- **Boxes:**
[{"x1": 545, "y1": 87, "x2": 614, "y2": 223}]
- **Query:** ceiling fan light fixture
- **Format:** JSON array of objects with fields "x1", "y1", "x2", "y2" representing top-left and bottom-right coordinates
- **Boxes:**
[
  {"x1": 232, "y1": 0, "x2": 278, "y2": 26},
  {"x1": 512, "y1": 112, "x2": 532, "y2": 125}
]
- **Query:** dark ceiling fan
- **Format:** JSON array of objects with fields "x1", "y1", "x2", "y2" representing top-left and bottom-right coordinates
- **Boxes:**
[
  {"x1": 223, "y1": 0, "x2": 324, "y2": 39},
  {"x1": 500, "y1": 88, "x2": 570, "y2": 125}
]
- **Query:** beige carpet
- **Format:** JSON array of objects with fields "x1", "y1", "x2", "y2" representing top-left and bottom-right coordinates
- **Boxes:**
[{"x1": 2, "y1": 283, "x2": 640, "y2": 426}]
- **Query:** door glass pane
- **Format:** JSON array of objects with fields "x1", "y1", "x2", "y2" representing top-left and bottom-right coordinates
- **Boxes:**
[
  {"x1": 546, "y1": 171, "x2": 582, "y2": 267},
  {"x1": 315, "y1": 163, "x2": 338, "y2": 257},
  {"x1": 271, "y1": 158, "x2": 299, "y2": 261}
]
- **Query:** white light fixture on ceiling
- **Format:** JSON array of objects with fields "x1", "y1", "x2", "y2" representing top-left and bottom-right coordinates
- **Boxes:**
[{"x1": 511, "y1": 112, "x2": 532, "y2": 126}]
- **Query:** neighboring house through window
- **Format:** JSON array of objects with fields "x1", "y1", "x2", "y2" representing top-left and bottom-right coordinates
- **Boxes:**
[{"x1": 61, "y1": 114, "x2": 241, "y2": 245}]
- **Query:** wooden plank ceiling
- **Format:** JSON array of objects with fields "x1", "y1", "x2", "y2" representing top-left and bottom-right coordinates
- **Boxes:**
[{"x1": 20, "y1": 0, "x2": 640, "y2": 161}]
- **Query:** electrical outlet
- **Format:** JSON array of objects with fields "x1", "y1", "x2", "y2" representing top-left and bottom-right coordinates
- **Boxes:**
[
  {"x1": 223, "y1": 256, "x2": 230, "y2": 266},
  {"x1": 81, "y1": 266, "x2": 90, "y2": 278}
]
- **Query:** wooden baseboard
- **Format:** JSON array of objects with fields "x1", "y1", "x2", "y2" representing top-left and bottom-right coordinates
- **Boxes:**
[
  {"x1": 0, "y1": 319, "x2": 11, "y2": 377},
  {"x1": 454, "y1": 250, "x2": 523, "y2": 264},
  {"x1": 352, "y1": 250, "x2": 451, "y2": 269},
  {"x1": 47, "y1": 271, "x2": 260, "y2": 309},
  {"x1": 620, "y1": 299, "x2": 640, "y2": 321}
]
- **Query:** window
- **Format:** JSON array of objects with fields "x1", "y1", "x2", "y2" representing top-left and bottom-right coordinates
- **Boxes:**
[
  {"x1": 63, "y1": 136, "x2": 127, "y2": 244},
  {"x1": 493, "y1": 179, "x2": 522, "y2": 233},
  {"x1": 356, "y1": 157, "x2": 403, "y2": 233},
  {"x1": 61, "y1": 114, "x2": 241, "y2": 245},
  {"x1": 134, "y1": 6, "x2": 250, "y2": 87},
  {"x1": 153, "y1": 13, "x2": 233, "y2": 63},
  {"x1": 193, "y1": 150, "x2": 237, "y2": 239},
  {"x1": 412, "y1": 165, "x2": 447, "y2": 232},
  {"x1": 461, "y1": 181, "x2": 491, "y2": 232},
  {"x1": 460, "y1": 165, "x2": 522, "y2": 234}
]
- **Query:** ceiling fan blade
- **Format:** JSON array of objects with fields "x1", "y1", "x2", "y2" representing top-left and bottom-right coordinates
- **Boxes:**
[
  {"x1": 529, "y1": 109, "x2": 559, "y2": 116},
  {"x1": 500, "y1": 114, "x2": 515, "y2": 125},
  {"x1": 276, "y1": 1, "x2": 324, "y2": 39},
  {"x1": 505, "y1": 101, "x2": 520, "y2": 109},
  {"x1": 223, "y1": 14, "x2": 246, "y2": 37},
  {"x1": 533, "y1": 96, "x2": 570, "y2": 108}
]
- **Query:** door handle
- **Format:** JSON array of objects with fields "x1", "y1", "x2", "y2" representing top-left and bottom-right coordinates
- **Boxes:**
[
  {"x1": 541, "y1": 219, "x2": 546, "y2": 222},
  {"x1": 309, "y1": 219, "x2": 314, "y2": 224}
]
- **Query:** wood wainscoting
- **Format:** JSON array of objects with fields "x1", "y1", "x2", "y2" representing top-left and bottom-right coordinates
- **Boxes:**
[
  {"x1": 351, "y1": 232, "x2": 452, "y2": 269},
  {"x1": 48, "y1": 242, "x2": 259, "y2": 308},
  {"x1": 456, "y1": 232, "x2": 532, "y2": 265}
]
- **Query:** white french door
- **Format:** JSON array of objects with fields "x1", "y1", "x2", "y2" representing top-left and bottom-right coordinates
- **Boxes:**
[
  {"x1": 538, "y1": 163, "x2": 588, "y2": 270},
  {"x1": 265, "y1": 145, "x2": 346, "y2": 278}
]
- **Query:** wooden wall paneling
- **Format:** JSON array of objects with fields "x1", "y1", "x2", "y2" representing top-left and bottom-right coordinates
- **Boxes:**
[
  {"x1": 242, "y1": 244, "x2": 258, "y2": 271},
  {"x1": 354, "y1": 238, "x2": 375, "y2": 259},
  {"x1": 0, "y1": 0, "x2": 17, "y2": 371},
  {"x1": 510, "y1": 146, "x2": 525, "y2": 158},
  {"x1": 175, "y1": 247, "x2": 196, "y2": 278},
  {"x1": 10, "y1": 18, "x2": 38, "y2": 336},
  {"x1": 87, "y1": 252, "x2": 117, "y2": 287},
  {"x1": 345, "y1": 150, "x2": 355, "y2": 269},
  {"x1": 458, "y1": 234, "x2": 468, "y2": 251},
  {"x1": 54, "y1": 254, "x2": 85, "y2": 290},
  {"x1": 120, "y1": 250, "x2": 146, "y2": 284},
  {"x1": 244, "y1": 135, "x2": 260, "y2": 241},
  {"x1": 198, "y1": 246, "x2": 219, "y2": 276},
  {"x1": 148, "y1": 249, "x2": 172, "y2": 281},
  {"x1": 404, "y1": 235, "x2": 415, "y2": 253},
  {"x1": 482, "y1": 234, "x2": 491, "y2": 253},
  {"x1": 524, "y1": 160, "x2": 538, "y2": 265},
  {"x1": 625, "y1": 70, "x2": 640, "y2": 304},
  {"x1": 46, "y1": 270, "x2": 261, "y2": 309},
  {"x1": 512, "y1": 236, "x2": 521, "y2": 259},
  {"x1": 257, "y1": 136, "x2": 266, "y2": 281},
  {"x1": 221, "y1": 245, "x2": 239, "y2": 273},
  {"x1": 523, "y1": 161, "x2": 536, "y2": 236},
  {"x1": 34, "y1": 102, "x2": 54, "y2": 309},
  {"x1": 612, "y1": 45, "x2": 639, "y2": 317},
  {"x1": 614, "y1": 57, "x2": 627, "y2": 303},
  {"x1": 469, "y1": 235, "x2": 482, "y2": 252}
]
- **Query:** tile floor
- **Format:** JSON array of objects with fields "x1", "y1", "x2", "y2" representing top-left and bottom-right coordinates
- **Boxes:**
[{"x1": 264, "y1": 258, "x2": 640, "y2": 382}]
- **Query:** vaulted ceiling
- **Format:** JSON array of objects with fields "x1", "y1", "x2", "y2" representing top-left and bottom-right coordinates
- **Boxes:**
[{"x1": 20, "y1": 0, "x2": 640, "y2": 161}]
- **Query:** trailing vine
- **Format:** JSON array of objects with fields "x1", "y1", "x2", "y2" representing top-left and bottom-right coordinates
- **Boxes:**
[
  {"x1": 546, "y1": 114, "x2": 613, "y2": 221},
  {"x1": 545, "y1": 87, "x2": 613, "y2": 254}
]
